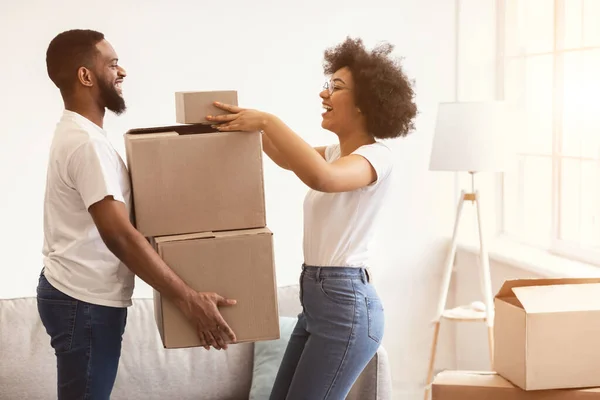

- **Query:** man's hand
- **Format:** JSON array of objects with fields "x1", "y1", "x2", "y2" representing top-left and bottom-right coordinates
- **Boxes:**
[{"x1": 178, "y1": 291, "x2": 237, "y2": 350}]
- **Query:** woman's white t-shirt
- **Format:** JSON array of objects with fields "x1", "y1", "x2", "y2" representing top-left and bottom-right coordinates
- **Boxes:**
[{"x1": 302, "y1": 142, "x2": 393, "y2": 267}]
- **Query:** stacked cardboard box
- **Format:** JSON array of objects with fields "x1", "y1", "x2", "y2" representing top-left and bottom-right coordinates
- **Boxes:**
[
  {"x1": 432, "y1": 278, "x2": 600, "y2": 398},
  {"x1": 124, "y1": 91, "x2": 280, "y2": 349}
]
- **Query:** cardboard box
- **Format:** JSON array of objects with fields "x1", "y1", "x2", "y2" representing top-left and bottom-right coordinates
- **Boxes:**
[
  {"x1": 175, "y1": 90, "x2": 238, "y2": 124},
  {"x1": 153, "y1": 227, "x2": 279, "y2": 349},
  {"x1": 494, "y1": 278, "x2": 600, "y2": 391},
  {"x1": 432, "y1": 370, "x2": 600, "y2": 399},
  {"x1": 124, "y1": 124, "x2": 266, "y2": 237}
]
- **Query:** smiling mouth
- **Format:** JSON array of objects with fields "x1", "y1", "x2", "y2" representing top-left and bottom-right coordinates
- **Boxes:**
[{"x1": 322, "y1": 104, "x2": 332, "y2": 113}]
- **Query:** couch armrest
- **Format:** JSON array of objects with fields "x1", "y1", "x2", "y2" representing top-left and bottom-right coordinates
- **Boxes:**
[{"x1": 347, "y1": 345, "x2": 393, "y2": 400}]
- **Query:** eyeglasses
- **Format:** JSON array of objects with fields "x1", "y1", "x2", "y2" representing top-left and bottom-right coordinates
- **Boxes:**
[{"x1": 323, "y1": 80, "x2": 351, "y2": 95}]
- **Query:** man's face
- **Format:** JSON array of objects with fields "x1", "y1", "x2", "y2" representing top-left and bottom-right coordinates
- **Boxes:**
[{"x1": 93, "y1": 40, "x2": 127, "y2": 115}]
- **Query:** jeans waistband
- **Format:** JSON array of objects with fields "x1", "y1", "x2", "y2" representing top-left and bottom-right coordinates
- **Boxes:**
[{"x1": 302, "y1": 264, "x2": 370, "y2": 282}]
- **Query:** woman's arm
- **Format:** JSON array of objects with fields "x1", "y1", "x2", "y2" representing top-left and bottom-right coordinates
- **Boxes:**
[
  {"x1": 262, "y1": 133, "x2": 290, "y2": 170},
  {"x1": 261, "y1": 115, "x2": 377, "y2": 192},
  {"x1": 262, "y1": 134, "x2": 327, "y2": 171},
  {"x1": 207, "y1": 103, "x2": 377, "y2": 193}
]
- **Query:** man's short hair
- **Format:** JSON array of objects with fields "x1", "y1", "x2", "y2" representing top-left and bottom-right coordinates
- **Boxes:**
[{"x1": 46, "y1": 29, "x2": 105, "y2": 92}]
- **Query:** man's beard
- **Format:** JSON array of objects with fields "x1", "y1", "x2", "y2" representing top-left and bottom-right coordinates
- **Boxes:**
[{"x1": 98, "y1": 77, "x2": 126, "y2": 115}]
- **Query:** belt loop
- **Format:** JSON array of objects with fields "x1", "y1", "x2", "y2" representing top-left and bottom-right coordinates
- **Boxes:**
[
  {"x1": 316, "y1": 267, "x2": 322, "y2": 282},
  {"x1": 361, "y1": 268, "x2": 367, "y2": 284}
]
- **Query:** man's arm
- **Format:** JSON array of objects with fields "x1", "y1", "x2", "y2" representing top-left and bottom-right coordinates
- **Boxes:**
[{"x1": 89, "y1": 196, "x2": 236, "y2": 350}]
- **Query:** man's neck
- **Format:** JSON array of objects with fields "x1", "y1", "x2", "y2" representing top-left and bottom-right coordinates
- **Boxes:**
[{"x1": 64, "y1": 99, "x2": 105, "y2": 129}]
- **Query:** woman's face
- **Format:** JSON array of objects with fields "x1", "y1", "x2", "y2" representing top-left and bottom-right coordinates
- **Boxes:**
[{"x1": 320, "y1": 67, "x2": 362, "y2": 135}]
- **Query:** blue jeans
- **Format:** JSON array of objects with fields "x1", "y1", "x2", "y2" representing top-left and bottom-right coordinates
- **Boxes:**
[
  {"x1": 36, "y1": 271, "x2": 127, "y2": 400},
  {"x1": 270, "y1": 265, "x2": 385, "y2": 400}
]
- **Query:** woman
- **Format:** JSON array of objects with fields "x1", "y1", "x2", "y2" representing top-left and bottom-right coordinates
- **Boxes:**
[{"x1": 207, "y1": 37, "x2": 417, "y2": 400}]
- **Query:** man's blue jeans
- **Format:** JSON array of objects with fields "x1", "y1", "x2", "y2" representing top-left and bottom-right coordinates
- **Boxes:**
[{"x1": 36, "y1": 271, "x2": 127, "y2": 400}]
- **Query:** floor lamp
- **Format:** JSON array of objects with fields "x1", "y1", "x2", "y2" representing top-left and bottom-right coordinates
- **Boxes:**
[{"x1": 424, "y1": 101, "x2": 513, "y2": 400}]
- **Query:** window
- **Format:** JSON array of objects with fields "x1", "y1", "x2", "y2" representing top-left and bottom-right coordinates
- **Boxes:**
[{"x1": 499, "y1": 0, "x2": 600, "y2": 265}]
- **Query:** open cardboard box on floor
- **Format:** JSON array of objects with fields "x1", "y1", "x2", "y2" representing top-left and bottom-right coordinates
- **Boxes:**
[
  {"x1": 124, "y1": 124, "x2": 266, "y2": 238},
  {"x1": 494, "y1": 277, "x2": 600, "y2": 391},
  {"x1": 432, "y1": 370, "x2": 600, "y2": 399},
  {"x1": 152, "y1": 228, "x2": 279, "y2": 349}
]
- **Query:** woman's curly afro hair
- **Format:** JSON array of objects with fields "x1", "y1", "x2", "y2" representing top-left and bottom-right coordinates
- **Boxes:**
[{"x1": 323, "y1": 37, "x2": 418, "y2": 139}]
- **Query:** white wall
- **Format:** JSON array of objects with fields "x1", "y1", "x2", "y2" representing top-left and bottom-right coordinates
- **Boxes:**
[
  {"x1": 0, "y1": 0, "x2": 459, "y2": 397},
  {"x1": 453, "y1": 249, "x2": 544, "y2": 370}
]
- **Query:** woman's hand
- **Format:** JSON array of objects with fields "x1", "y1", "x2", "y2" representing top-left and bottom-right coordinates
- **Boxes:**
[{"x1": 206, "y1": 102, "x2": 271, "y2": 132}]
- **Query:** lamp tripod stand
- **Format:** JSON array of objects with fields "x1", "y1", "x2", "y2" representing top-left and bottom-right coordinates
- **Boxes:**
[{"x1": 423, "y1": 171, "x2": 495, "y2": 400}]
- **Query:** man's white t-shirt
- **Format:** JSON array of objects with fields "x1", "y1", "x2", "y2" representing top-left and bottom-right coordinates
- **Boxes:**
[
  {"x1": 303, "y1": 142, "x2": 393, "y2": 267},
  {"x1": 42, "y1": 110, "x2": 135, "y2": 308}
]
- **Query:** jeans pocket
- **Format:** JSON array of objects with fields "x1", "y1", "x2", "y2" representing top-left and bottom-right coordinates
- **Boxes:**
[
  {"x1": 366, "y1": 297, "x2": 385, "y2": 343},
  {"x1": 319, "y1": 278, "x2": 356, "y2": 305},
  {"x1": 299, "y1": 271, "x2": 305, "y2": 308},
  {"x1": 37, "y1": 273, "x2": 56, "y2": 292},
  {"x1": 37, "y1": 297, "x2": 78, "y2": 354}
]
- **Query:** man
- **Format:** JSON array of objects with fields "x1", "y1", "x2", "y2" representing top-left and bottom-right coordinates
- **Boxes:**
[{"x1": 37, "y1": 29, "x2": 236, "y2": 400}]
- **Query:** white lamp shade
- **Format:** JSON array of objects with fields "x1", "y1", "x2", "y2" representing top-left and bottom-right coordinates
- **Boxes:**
[{"x1": 429, "y1": 101, "x2": 517, "y2": 172}]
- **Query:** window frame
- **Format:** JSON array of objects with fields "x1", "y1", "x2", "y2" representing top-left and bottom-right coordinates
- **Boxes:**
[{"x1": 496, "y1": 0, "x2": 600, "y2": 266}]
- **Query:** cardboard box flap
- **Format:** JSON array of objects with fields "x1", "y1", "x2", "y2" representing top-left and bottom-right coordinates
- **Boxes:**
[
  {"x1": 213, "y1": 228, "x2": 272, "y2": 238},
  {"x1": 512, "y1": 283, "x2": 600, "y2": 313},
  {"x1": 125, "y1": 131, "x2": 179, "y2": 140},
  {"x1": 495, "y1": 277, "x2": 600, "y2": 299},
  {"x1": 125, "y1": 123, "x2": 217, "y2": 136},
  {"x1": 155, "y1": 231, "x2": 216, "y2": 243},
  {"x1": 434, "y1": 371, "x2": 511, "y2": 388},
  {"x1": 155, "y1": 229, "x2": 272, "y2": 244}
]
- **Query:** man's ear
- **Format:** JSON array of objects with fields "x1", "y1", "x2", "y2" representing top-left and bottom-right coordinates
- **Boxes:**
[{"x1": 77, "y1": 67, "x2": 94, "y2": 88}]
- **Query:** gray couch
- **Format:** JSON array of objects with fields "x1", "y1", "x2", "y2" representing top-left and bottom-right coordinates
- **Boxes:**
[{"x1": 0, "y1": 284, "x2": 392, "y2": 399}]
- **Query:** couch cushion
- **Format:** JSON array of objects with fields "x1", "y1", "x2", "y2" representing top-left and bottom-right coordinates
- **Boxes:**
[
  {"x1": 0, "y1": 297, "x2": 54, "y2": 400},
  {"x1": 276, "y1": 284, "x2": 302, "y2": 318},
  {"x1": 249, "y1": 316, "x2": 298, "y2": 399},
  {"x1": 113, "y1": 298, "x2": 254, "y2": 400}
]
